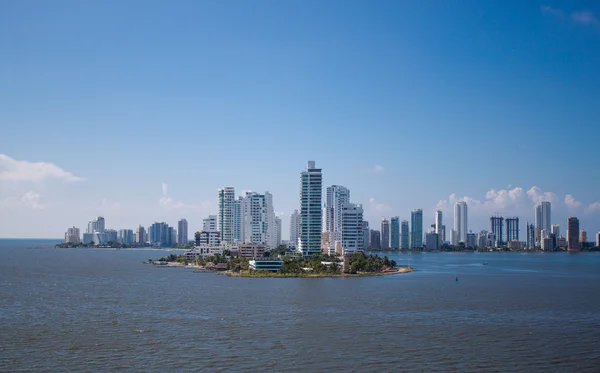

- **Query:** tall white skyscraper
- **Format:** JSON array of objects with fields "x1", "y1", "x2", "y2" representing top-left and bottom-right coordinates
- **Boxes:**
[
  {"x1": 535, "y1": 201, "x2": 552, "y2": 233},
  {"x1": 289, "y1": 209, "x2": 300, "y2": 249},
  {"x1": 135, "y1": 225, "x2": 146, "y2": 244},
  {"x1": 178, "y1": 218, "x2": 188, "y2": 245},
  {"x1": 239, "y1": 191, "x2": 277, "y2": 249},
  {"x1": 298, "y1": 161, "x2": 322, "y2": 256},
  {"x1": 410, "y1": 209, "x2": 423, "y2": 249},
  {"x1": 203, "y1": 215, "x2": 217, "y2": 232},
  {"x1": 218, "y1": 187, "x2": 235, "y2": 244},
  {"x1": 325, "y1": 185, "x2": 350, "y2": 251},
  {"x1": 341, "y1": 203, "x2": 364, "y2": 254},
  {"x1": 64, "y1": 227, "x2": 80, "y2": 243},
  {"x1": 400, "y1": 220, "x2": 409, "y2": 249},
  {"x1": 87, "y1": 216, "x2": 105, "y2": 234},
  {"x1": 454, "y1": 201, "x2": 468, "y2": 243}
]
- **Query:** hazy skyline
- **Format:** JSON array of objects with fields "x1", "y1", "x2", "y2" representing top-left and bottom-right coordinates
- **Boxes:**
[{"x1": 1, "y1": 1, "x2": 599, "y2": 238}]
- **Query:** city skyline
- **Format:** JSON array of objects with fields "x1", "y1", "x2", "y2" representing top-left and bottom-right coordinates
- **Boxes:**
[{"x1": 2, "y1": 2, "x2": 600, "y2": 238}]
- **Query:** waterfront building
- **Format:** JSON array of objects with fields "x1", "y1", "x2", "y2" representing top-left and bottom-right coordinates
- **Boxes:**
[
  {"x1": 149, "y1": 222, "x2": 175, "y2": 247},
  {"x1": 535, "y1": 202, "x2": 552, "y2": 244},
  {"x1": 87, "y1": 216, "x2": 105, "y2": 234},
  {"x1": 596, "y1": 232, "x2": 600, "y2": 247},
  {"x1": 466, "y1": 232, "x2": 477, "y2": 248},
  {"x1": 542, "y1": 237, "x2": 555, "y2": 251},
  {"x1": 238, "y1": 243, "x2": 266, "y2": 258},
  {"x1": 275, "y1": 217, "x2": 282, "y2": 248},
  {"x1": 508, "y1": 240, "x2": 523, "y2": 250},
  {"x1": 298, "y1": 161, "x2": 322, "y2": 256},
  {"x1": 485, "y1": 232, "x2": 496, "y2": 247},
  {"x1": 203, "y1": 215, "x2": 217, "y2": 232},
  {"x1": 321, "y1": 231, "x2": 331, "y2": 254},
  {"x1": 370, "y1": 230, "x2": 381, "y2": 250},
  {"x1": 435, "y1": 210, "x2": 443, "y2": 246},
  {"x1": 118, "y1": 229, "x2": 134, "y2": 244},
  {"x1": 249, "y1": 258, "x2": 283, "y2": 272},
  {"x1": 325, "y1": 185, "x2": 350, "y2": 251},
  {"x1": 526, "y1": 222, "x2": 536, "y2": 249},
  {"x1": 567, "y1": 217, "x2": 580, "y2": 251},
  {"x1": 195, "y1": 231, "x2": 221, "y2": 246},
  {"x1": 233, "y1": 197, "x2": 243, "y2": 242},
  {"x1": 477, "y1": 230, "x2": 488, "y2": 247},
  {"x1": 178, "y1": 219, "x2": 188, "y2": 245},
  {"x1": 390, "y1": 217, "x2": 400, "y2": 249},
  {"x1": 551, "y1": 224, "x2": 560, "y2": 241},
  {"x1": 289, "y1": 209, "x2": 300, "y2": 249},
  {"x1": 425, "y1": 232, "x2": 439, "y2": 251},
  {"x1": 362, "y1": 221, "x2": 370, "y2": 251},
  {"x1": 238, "y1": 191, "x2": 277, "y2": 249},
  {"x1": 556, "y1": 236, "x2": 567, "y2": 249},
  {"x1": 135, "y1": 225, "x2": 147, "y2": 244},
  {"x1": 64, "y1": 226, "x2": 80, "y2": 244},
  {"x1": 454, "y1": 202, "x2": 468, "y2": 244},
  {"x1": 410, "y1": 209, "x2": 423, "y2": 249},
  {"x1": 400, "y1": 220, "x2": 409, "y2": 249},
  {"x1": 82, "y1": 233, "x2": 94, "y2": 245},
  {"x1": 580, "y1": 230, "x2": 587, "y2": 246},
  {"x1": 506, "y1": 217, "x2": 519, "y2": 242},
  {"x1": 450, "y1": 229, "x2": 459, "y2": 246},
  {"x1": 381, "y1": 218, "x2": 390, "y2": 250},
  {"x1": 341, "y1": 203, "x2": 364, "y2": 254},
  {"x1": 185, "y1": 246, "x2": 223, "y2": 260},
  {"x1": 218, "y1": 187, "x2": 235, "y2": 244},
  {"x1": 490, "y1": 216, "x2": 504, "y2": 246}
]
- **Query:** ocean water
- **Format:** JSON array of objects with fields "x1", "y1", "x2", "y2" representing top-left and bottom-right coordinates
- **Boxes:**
[{"x1": 1, "y1": 239, "x2": 599, "y2": 372}]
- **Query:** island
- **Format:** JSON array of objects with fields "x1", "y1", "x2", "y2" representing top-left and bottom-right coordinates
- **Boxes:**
[{"x1": 150, "y1": 252, "x2": 414, "y2": 278}]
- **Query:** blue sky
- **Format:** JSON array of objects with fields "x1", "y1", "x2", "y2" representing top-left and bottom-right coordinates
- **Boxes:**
[{"x1": 1, "y1": 1, "x2": 599, "y2": 239}]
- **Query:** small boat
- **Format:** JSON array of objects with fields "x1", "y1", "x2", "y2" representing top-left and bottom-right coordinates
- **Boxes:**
[
  {"x1": 456, "y1": 276, "x2": 459, "y2": 282},
  {"x1": 483, "y1": 262, "x2": 488, "y2": 265}
]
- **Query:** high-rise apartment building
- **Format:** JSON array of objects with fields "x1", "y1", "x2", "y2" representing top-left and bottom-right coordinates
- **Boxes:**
[
  {"x1": 410, "y1": 209, "x2": 423, "y2": 249},
  {"x1": 275, "y1": 217, "x2": 282, "y2": 248},
  {"x1": 298, "y1": 161, "x2": 322, "y2": 256},
  {"x1": 506, "y1": 217, "x2": 519, "y2": 242},
  {"x1": 390, "y1": 217, "x2": 400, "y2": 249},
  {"x1": 64, "y1": 226, "x2": 80, "y2": 243},
  {"x1": 454, "y1": 202, "x2": 468, "y2": 244},
  {"x1": 551, "y1": 224, "x2": 560, "y2": 240},
  {"x1": 149, "y1": 222, "x2": 175, "y2": 247},
  {"x1": 450, "y1": 229, "x2": 459, "y2": 245},
  {"x1": 135, "y1": 225, "x2": 146, "y2": 244},
  {"x1": 289, "y1": 209, "x2": 300, "y2": 249},
  {"x1": 87, "y1": 216, "x2": 105, "y2": 234},
  {"x1": 381, "y1": 218, "x2": 390, "y2": 250},
  {"x1": 526, "y1": 222, "x2": 536, "y2": 249},
  {"x1": 203, "y1": 215, "x2": 217, "y2": 232},
  {"x1": 341, "y1": 203, "x2": 364, "y2": 254},
  {"x1": 490, "y1": 216, "x2": 504, "y2": 246},
  {"x1": 362, "y1": 221, "x2": 370, "y2": 250},
  {"x1": 370, "y1": 230, "x2": 381, "y2": 250},
  {"x1": 435, "y1": 210, "x2": 443, "y2": 245},
  {"x1": 535, "y1": 202, "x2": 551, "y2": 243},
  {"x1": 178, "y1": 219, "x2": 188, "y2": 245},
  {"x1": 400, "y1": 220, "x2": 409, "y2": 249},
  {"x1": 233, "y1": 197, "x2": 242, "y2": 241},
  {"x1": 118, "y1": 229, "x2": 134, "y2": 244},
  {"x1": 425, "y1": 232, "x2": 439, "y2": 251},
  {"x1": 567, "y1": 217, "x2": 579, "y2": 251},
  {"x1": 596, "y1": 232, "x2": 600, "y2": 247},
  {"x1": 239, "y1": 191, "x2": 277, "y2": 249},
  {"x1": 218, "y1": 187, "x2": 235, "y2": 244},
  {"x1": 325, "y1": 185, "x2": 350, "y2": 251},
  {"x1": 580, "y1": 229, "x2": 587, "y2": 246}
]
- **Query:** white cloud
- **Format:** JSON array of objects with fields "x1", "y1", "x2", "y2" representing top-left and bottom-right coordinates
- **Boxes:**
[
  {"x1": 158, "y1": 183, "x2": 213, "y2": 213},
  {"x1": 162, "y1": 183, "x2": 168, "y2": 195},
  {"x1": 0, "y1": 154, "x2": 85, "y2": 183},
  {"x1": 564, "y1": 194, "x2": 583, "y2": 209},
  {"x1": 367, "y1": 164, "x2": 385, "y2": 174},
  {"x1": 526, "y1": 186, "x2": 557, "y2": 205},
  {"x1": 585, "y1": 202, "x2": 600, "y2": 215},
  {"x1": 367, "y1": 197, "x2": 392, "y2": 216},
  {"x1": 571, "y1": 10, "x2": 600, "y2": 27},
  {"x1": 97, "y1": 198, "x2": 121, "y2": 212},
  {"x1": 1, "y1": 191, "x2": 45, "y2": 210}
]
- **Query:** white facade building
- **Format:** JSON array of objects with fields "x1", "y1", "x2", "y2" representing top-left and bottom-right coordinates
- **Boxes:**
[
  {"x1": 289, "y1": 209, "x2": 300, "y2": 249},
  {"x1": 451, "y1": 229, "x2": 459, "y2": 246},
  {"x1": 64, "y1": 226, "x2": 81, "y2": 244},
  {"x1": 218, "y1": 187, "x2": 235, "y2": 244},
  {"x1": 118, "y1": 229, "x2": 134, "y2": 244},
  {"x1": 340, "y1": 203, "x2": 364, "y2": 255},
  {"x1": 298, "y1": 161, "x2": 322, "y2": 256},
  {"x1": 454, "y1": 201, "x2": 468, "y2": 244},
  {"x1": 535, "y1": 201, "x2": 552, "y2": 243},
  {"x1": 325, "y1": 185, "x2": 350, "y2": 251},
  {"x1": 196, "y1": 231, "x2": 221, "y2": 246},
  {"x1": 239, "y1": 191, "x2": 277, "y2": 249},
  {"x1": 275, "y1": 216, "x2": 282, "y2": 248},
  {"x1": 135, "y1": 225, "x2": 146, "y2": 244},
  {"x1": 203, "y1": 215, "x2": 217, "y2": 232},
  {"x1": 87, "y1": 216, "x2": 105, "y2": 234}
]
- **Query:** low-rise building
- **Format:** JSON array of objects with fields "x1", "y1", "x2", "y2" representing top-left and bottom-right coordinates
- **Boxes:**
[
  {"x1": 238, "y1": 243, "x2": 266, "y2": 258},
  {"x1": 508, "y1": 240, "x2": 523, "y2": 250},
  {"x1": 195, "y1": 231, "x2": 221, "y2": 246},
  {"x1": 185, "y1": 245, "x2": 224, "y2": 260},
  {"x1": 249, "y1": 258, "x2": 283, "y2": 271},
  {"x1": 541, "y1": 237, "x2": 555, "y2": 251}
]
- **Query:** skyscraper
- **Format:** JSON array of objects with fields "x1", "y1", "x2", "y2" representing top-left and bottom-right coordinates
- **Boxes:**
[
  {"x1": 596, "y1": 232, "x2": 600, "y2": 247},
  {"x1": 87, "y1": 216, "x2": 105, "y2": 234},
  {"x1": 240, "y1": 191, "x2": 277, "y2": 249},
  {"x1": 64, "y1": 227, "x2": 80, "y2": 243},
  {"x1": 390, "y1": 217, "x2": 400, "y2": 249},
  {"x1": 410, "y1": 209, "x2": 423, "y2": 249},
  {"x1": 178, "y1": 219, "x2": 188, "y2": 245},
  {"x1": 454, "y1": 201, "x2": 467, "y2": 244},
  {"x1": 490, "y1": 216, "x2": 504, "y2": 246},
  {"x1": 118, "y1": 229, "x2": 134, "y2": 244},
  {"x1": 381, "y1": 218, "x2": 390, "y2": 250},
  {"x1": 325, "y1": 185, "x2": 350, "y2": 252},
  {"x1": 218, "y1": 187, "x2": 235, "y2": 244},
  {"x1": 233, "y1": 197, "x2": 242, "y2": 241},
  {"x1": 580, "y1": 229, "x2": 587, "y2": 246},
  {"x1": 362, "y1": 221, "x2": 370, "y2": 251},
  {"x1": 505, "y1": 217, "x2": 519, "y2": 242},
  {"x1": 135, "y1": 225, "x2": 146, "y2": 244},
  {"x1": 551, "y1": 224, "x2": 560, "y2": 240},
  {"x1": 400, "y1": 220, "x2": 409, "y2": 249},
  {"x1": 535, "y1": 201, "x2": 551, "y2": 243},
  {"x1": 298, "y1": 161, "x2": 322, "y2": 256},
  {"x1": 567, "y1": 217, "x2": 579, "y2": 251},
  {"x1": 341, "y1": 203, "x2": 364, "y2": 254},
  {"x1": 526, "y1": 222, "x2": 535, "y2": 249},
  {"x1": 203, "y1": 215, "x2": 217, "y2": 232},
  {"x1": 275, "y1": 217, "x2": 282, "y2": 248},
  {"x1": 370, "y1": 230, "x2": 381, "y2": 250},
  {"x1": 289, "y1": 209, "x2": 300, "y2": 249}
]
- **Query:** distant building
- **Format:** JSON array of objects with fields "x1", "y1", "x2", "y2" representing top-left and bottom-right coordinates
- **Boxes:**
[
  {"x1": 275, "y1": 217, "x2": 282, "y2": 248},
  {"x1": 454, "y1": 202, "x2": 467, "y2": 244},
  {"x1": 567, "y1": 217, "x2": 579, "y2": 251},
  {"x1": 466, "y1": 232, "x2": 477, "y2": 248},
  {"x1": 485, "y1": 232, "x2": 496, "y2": 248},
  {"x1": 87, "y1": 216, "x2": 105, "y2": 234},
  {"x1": 370, "y1": 230, "x2": 381, "y2": 250},
  {"x1": 135, "y1": 225, "x2": 147, "y2": 244},
  {"x1": 341, "y1": 203, "x2": 364, "y2": 254},
  {"x1": 535, "y1": 202, "x2": 551, "y2": 245},
  {"x1": 203, "y1": 215, "x2": 217, "y2": 232},
  {"x1": 542, "y1": 237, "x2": 555, "y2": 251},
  {"x1": 104, "y1": 229, "x2": 118, "y2": 243},
  {"x1": 238, "y1": 243, "x2": 266, "y2": 258},
  {"x1": 400, "y1": 220, "x2": 409, "y2": 249},
  {"x1": 551, "y1": 224, "x2": 560, "y2": 240},
  {"x1": 526, "y1": 222, "x2": 536, "y2": 249},
  {"x1": 508, "y1": 240, "x2": 523, "y2": 250},
  {"x1": 249, "y1": 258, "x2": 283, "y2": 272},
  {"x1": 195, "y1": 231, "x2": 221, "y2": 246},
  {"x1": 362, "y1": 221, "x2": 370, "y2": 251},
  {"x1": 325, "y1": 185, "x2": 350, "y2": 252},
  {"x1": 298, "y1": 161, "x2": 322, "y2": 256},
  {"x1": 218, "y1": 187, "x2": 235, "y2": 244},
  {"x1": 556, "y1": 236, "x2": 567, "y2": 249},
  {"x1": 425, "y1": 232, "x2": 439, "y2": 251},
  {"x1": 289, "y1": 209, "x2": 300, "y2": 249},
  {"x1": 381, "y1": 218, "x2": 390, "y2": 250},
  {"x1": 149, "y1": 222, "x2": 175, "y2": 246},
  {"x1": 118, "y1": 229, "x2": 134, "y2": 244},
  {"x1": 579, "y1": 229, "x2": 587, "y2": 246},
  {"x1": 64, "y1": 227, "x2": 80, "y2": 244},
  {"x1": 596, "y1": 232, "x2": 600, "y2": 247},
  {"x1": 410, "y1": 209, "x2": 423, "y2": 249},
  {"x1": 321, "y1": 231, "x2": 331, "y2": 255},
  {"x1": 477, "y1": 230, "x2": 488, "y2": 247},
  {"x1": 490, "y1": 216, "x2": 504, "y2": 246},
  {"x1": 506, "y1": 217, "x2": 519, "y2": 242},
  {"x1": 178, "y1": 219, "x2": 188, "y2": 245},
  {"x1": 450, "y1": 229, "x2": 459, "y2": 246},
  {"x1": 390, "y1": 217, "x2": 400, "y2": 249}
]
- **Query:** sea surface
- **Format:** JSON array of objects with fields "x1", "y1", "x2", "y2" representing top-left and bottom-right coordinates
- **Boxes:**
[{"x1": 1, "y1": 239, "x2": 599, "y2": 372}]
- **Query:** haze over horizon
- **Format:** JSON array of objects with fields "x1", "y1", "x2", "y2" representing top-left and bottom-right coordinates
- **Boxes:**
[{"x1": 1, "y1": 1, "x2": 599, "y2": 239}]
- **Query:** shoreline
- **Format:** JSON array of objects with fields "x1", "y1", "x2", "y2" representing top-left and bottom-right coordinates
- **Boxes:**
[{"x1": 225, "y1": 266, "x2": 414, "y2": 278}]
